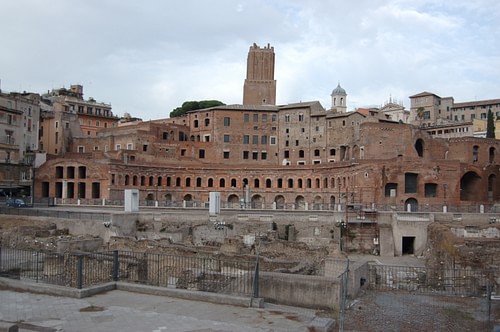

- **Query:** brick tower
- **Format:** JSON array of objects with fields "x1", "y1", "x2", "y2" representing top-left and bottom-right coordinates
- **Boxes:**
[{"x1": 243, "y1": 43, "x2": 276, "y2": 105}]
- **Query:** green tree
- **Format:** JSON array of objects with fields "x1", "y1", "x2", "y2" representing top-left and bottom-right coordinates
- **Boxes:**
[
  {"x1": 170, "y1": 100, "x2": 225, "y2": 118},
  {"x1": 416, "y1": 107, "x2": 425, "y2": 127},
  {"x1": 486, "y1": 109, "x2": 495, "y2": 138}
]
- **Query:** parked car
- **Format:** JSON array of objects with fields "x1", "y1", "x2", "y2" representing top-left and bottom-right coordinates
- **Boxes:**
[{"x1": 6, "y1": 198, "x2": 26, "y2": 207}]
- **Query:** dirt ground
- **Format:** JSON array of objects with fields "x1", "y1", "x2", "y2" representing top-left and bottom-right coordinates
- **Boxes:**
[{"x1": 343, "y1": 290, "x2": 499, "y2": 332}]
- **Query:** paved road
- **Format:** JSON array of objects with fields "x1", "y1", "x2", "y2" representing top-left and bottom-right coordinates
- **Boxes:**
[{"x1": 0, "y1": 289, "x2": 319, "y2": 332}]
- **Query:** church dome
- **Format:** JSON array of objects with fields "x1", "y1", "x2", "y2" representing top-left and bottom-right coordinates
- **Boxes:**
[{"x1": 331, "y1": 83, "x2": 346, "y2": 96}]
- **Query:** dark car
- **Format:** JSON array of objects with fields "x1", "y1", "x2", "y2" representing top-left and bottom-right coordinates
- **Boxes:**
[{"x1": 6, "y1": 198, "x2": 26, "y2": 207}]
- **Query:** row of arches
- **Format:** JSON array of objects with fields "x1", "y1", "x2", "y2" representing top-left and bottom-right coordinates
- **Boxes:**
[
  {"x1": 119, "y1": 174, "x2": 356, "y2": 191},
  {"x1": 144, "y1": 193, "x2": 339, "y2": 210}
]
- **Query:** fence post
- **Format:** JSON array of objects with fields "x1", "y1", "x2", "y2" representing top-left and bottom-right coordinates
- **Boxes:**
[
  {"x1": 252, "y1": 257, "x2": 259, "y2": 298},
  {"x1": 113, "y1": 250, "x2": 119, "y2": 281},
  {"x1": 76, "y1": 254, "x2": 83, "y2": 289},
  {"x1": 35, "y1": 251, "x2": 39, "y2": 283}
]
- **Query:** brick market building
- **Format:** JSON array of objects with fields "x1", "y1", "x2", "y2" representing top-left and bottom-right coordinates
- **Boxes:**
[{"x1": 34, "y1": 44, "x2": 500, "y2": 210}]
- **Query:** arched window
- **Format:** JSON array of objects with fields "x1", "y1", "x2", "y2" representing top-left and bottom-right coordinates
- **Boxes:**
[
  {"x1": 208, "y1": 178, "x2": 214, "y2": 187},
  {"x1": 316, "y1": 178, "x2": 321, "y2": 188},
  {"x1": 124, "y1": 175, "x2": 130, "y2": 186},
  {"x1": 185, "y1": 177, "x2": 191, "y2": 187},
  {"x1": 266, "y1": 179, "x2": 272, "y2": 188},
  {"x1": 219, "y1": 178, "x2": 225, "y2": 187},
  {"x1": 298, "y1": 179, "x2": 303, "y2": 188},
  {"x1": 231, "y1": 178, "x2": 237, "y2": 187},
  {"x1": 254, "y1": 179, "x2": 260, "y2": 188},
  {"x1": 175, "y1": 177, "x2": 181, "y2": 187},
  {"x1": 288, "y1": 178, "x2": 294, "y2": 188},
  {"x1": 196, "y1": 177, "x2": 202, "y2": 187}
]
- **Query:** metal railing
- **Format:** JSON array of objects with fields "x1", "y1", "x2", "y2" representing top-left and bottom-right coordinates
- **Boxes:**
[
  {"x1": 0, "y1": 248, "x2": 256, "y2": 297},
  {"x1": 368, "y1": 264, "x2": 498, "y2": 297},
  {"x1": 26, "y1": 197, "x2": 500, "y2": 213}
]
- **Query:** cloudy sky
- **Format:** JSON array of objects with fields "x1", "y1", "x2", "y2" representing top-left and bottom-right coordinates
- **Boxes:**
[{"x1": 1, "y1": 0, "x2": 499, "y2": 120}]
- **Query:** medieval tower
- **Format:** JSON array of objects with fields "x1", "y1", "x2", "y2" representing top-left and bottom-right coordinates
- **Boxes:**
[{"x1": 243, "y1": 43, "x2": 276, "y2": 105}]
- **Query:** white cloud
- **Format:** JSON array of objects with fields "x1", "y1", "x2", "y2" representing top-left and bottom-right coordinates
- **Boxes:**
[{"x1": 0, "y1": 0, "x2": 499, "y2": 118}]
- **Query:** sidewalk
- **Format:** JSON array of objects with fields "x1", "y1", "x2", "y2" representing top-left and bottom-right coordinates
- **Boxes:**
[{"x1": 0, "y1": 288, "x2": 320, "y2": 332}]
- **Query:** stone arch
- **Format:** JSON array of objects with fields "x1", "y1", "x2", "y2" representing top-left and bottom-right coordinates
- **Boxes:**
[
  {"x1": 227, "y1": 194, "x2": 239, "y2": 208},
  {"x1": 165, "y1": 193, "x2": 172, "y2": 206},
  {"x1": 415, "y1": 138, "x2": 424, "y2": 157},
  {"x1": 460, "y1": 171, "x2": 482, "y2": 201},
  {"x1": 488, "y1": 174, "x2": 497, "y2": 201},
  {"x1": 330, "y1": 195, "x2": 336, "y2": 209},
  {"x1": 274, "y1": 195, "x2": 285, "y2": 209},
  {"x1": 313, "y1": 195, "x2": 323, "y2": 210},
  {"x1": 251, "y1": 194, "x2": 263, "y2": 209},
  {"x1": 405, "y1": 198, "x2": 418, "y2": 212},
  {"x1": 184, "y1": 194, "x2": 193, "y2": 207},
  {"x1": 295, "y1": 195, "x2": 305, "y2": 210}
]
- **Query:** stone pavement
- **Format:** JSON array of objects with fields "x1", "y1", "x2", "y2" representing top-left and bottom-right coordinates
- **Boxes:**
[{"x1": 0, "y1": 289, "x2": 320, "y2": 332}]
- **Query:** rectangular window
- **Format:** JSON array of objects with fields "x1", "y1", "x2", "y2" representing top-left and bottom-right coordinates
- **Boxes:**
[
  {"x1": 116, "y1": 144, "x2": 121, "y2": 150},
  {"x1": 270, "y1": 136, "x2": 277, "y2": 145},
  {"x1": 243, "y1": 151, "x2": 249, "y2": 159},
  {"x1": 223, "y1": 151, "x2": 230, "y2": 159},
  {"x1": 285, "y1": 114, "x2": 290, "y2": 122},
  {"x1": 262, "y1": 114, "x2": 267, "y2": 122},
  {"x1": 405, "y1": 173, "x2": 418, "y2": 193},
  {"x1": 127, "y1": 143, "x2": 133, "y2": 150},
  {"x1": 424, "y1": 183, "x2": 437, "y2": 197},
  {"x1": 261, "y1": 135, "x2": 267, "y2": 145},
  {"x1": 253, "y1": 114, "x2": 258, "y2": 122},
  {"x1": 299, "y1": 113, "x2": 304, "y2": 121},
  {"x1": 261, "y1": 152, "x2": 267, "y2": 160},
  {"x1": 252, "y1": 135, "x2": 259, "y2": 144},
  {"x1": 272, "y1": 114, "x2": 277, "y2": 122},
  {"x1": 223, "y1": 117, "x2": 230, "y2": 126},
  {"x1": 181, "y1": 149, "x2": 186, "y2": 156},
  {"x1": 223, "y1": 134, "x2": 230, "y2": 143},
  {"x1": 244, "y1": 114, "x2": 250, "y2": 122},
  {"x1": 199, "y1": 149, "x2": 205, "y2": 158},
  {"x1": 252, "y1": 152, "x2": 258, "y2": 160},
  {"x1": 243, "y1": 135, "x2": 249, "y2": 144},
  {"x1": 78, "y1": 146, "x2": 84, "y2": 153}
]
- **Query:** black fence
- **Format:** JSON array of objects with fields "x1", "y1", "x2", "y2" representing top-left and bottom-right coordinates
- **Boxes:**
[
  {"x1": 0, "y1": 247, "x2": 257, "y2": 297},
  {"x1": 368, "y1": 264, "x2": 498, "y2": 297}
]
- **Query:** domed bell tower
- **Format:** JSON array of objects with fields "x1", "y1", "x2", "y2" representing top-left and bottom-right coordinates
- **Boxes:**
[{"x1": 331, "y1": 83, "x2": 347, "y2": 113}]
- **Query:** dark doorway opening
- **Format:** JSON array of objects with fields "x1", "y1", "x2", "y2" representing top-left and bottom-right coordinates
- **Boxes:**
[{"x1": 402, "y1": 236, "x2": 415, "y2": 255}]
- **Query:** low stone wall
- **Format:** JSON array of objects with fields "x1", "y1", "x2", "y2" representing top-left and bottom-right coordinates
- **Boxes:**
[{"x1": 258, "y1": 271, "x2": 340, "y2": 310}]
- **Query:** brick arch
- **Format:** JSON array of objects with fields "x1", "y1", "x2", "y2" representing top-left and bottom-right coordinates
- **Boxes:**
[
  {"x1": 274, "y1": 195, "x2": 285, "y2": 209},
  {"x1": 295, "y1": 195, "x2": 305, "y2": 210}
]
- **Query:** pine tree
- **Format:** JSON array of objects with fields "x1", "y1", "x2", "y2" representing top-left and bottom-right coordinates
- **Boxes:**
[{"x1": 486, "y1": 109, "x2": 495, "y2": 138}]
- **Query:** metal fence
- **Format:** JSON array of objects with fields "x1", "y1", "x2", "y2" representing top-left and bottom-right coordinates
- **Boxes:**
[
  {"x1": 0, "y1": 247, "x2": 257, "y2": 297},
  {"x1": 367, "y1": 264, "x2": 497, "y2": 297}
]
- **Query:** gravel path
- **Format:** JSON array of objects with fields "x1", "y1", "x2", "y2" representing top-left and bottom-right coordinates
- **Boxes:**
[{"x1": 343, "y1": 290, "x2": 498, "y2": 332}]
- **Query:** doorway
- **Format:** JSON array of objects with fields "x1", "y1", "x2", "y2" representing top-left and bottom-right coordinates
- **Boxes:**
[{"x1": 402, "y1": 236, "x2": 415, "y2": 255}]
